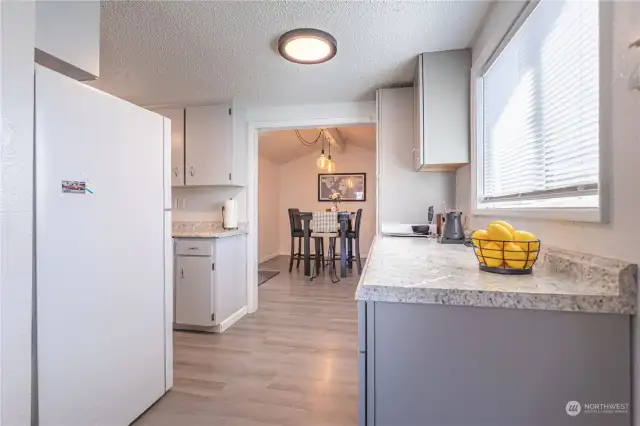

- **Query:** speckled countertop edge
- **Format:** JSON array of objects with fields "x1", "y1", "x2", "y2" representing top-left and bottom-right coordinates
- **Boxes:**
[
  {"x1": 172, "y1": 221, "x2": 248, "y2": 238},
  {"x1": 355, "y1": 237, "x2": 637, "y2": 315},
  {"x1": 355, "y1": 285, "x2": 636, "y2": 314}
]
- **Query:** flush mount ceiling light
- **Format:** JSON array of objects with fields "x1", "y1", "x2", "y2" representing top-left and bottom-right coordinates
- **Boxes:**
[{"x1": 278, "y1": 28, "x2": 337, "y2": 64}]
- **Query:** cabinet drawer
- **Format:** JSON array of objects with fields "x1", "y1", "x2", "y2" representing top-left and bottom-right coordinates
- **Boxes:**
[{"x1": 175, "y1": 240, "x2": 213, "y2": 256}]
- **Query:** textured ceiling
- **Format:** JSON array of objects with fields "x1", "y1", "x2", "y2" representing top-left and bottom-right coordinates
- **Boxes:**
[
  {"x1": 91, "y1": 1, "x2": 490, "y2": 106},
  {"x1": 259, "y1": 125, "x2": 375, "y2": 165}
]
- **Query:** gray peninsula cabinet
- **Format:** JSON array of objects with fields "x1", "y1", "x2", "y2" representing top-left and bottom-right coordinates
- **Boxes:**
[{"x1": 356, "y1": 237, "x2": 636, "y2": 426}]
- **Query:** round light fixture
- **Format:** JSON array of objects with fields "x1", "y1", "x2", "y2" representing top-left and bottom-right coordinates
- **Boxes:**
[{"x1": 278, "y1": 28, "x2": 337, "y2": 64}]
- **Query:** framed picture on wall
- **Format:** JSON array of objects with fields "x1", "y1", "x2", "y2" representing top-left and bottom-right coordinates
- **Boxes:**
[{"x1": 318, "y1": 173, "x2": 366, "y2": 202}]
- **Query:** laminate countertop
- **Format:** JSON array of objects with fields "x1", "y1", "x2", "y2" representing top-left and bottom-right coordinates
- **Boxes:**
[
  {"x1": 355, "y1": 236, "x2": 637, "y2": 314},
  {"x1": 172, "y1": 222, "x2": 248, "y2": 238}
]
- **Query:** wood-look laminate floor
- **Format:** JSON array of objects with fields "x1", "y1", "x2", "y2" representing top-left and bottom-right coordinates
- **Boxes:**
[{"x1": 134, "y1": 256, "x2": 360, "y2": 426}]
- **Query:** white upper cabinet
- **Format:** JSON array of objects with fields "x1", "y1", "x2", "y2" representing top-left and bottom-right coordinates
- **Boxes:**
[
  {"x1": 414, "y1": 50, "x2": 471, "y2": 172},
  {"x1": 35, "y1": 0, "x2": 100, "y2": 81},
  {"x1": 185, "y1": 105, "x2": 241, "y2": 186},
  {"x1": 154, "y1": 108, "x2": 185, "y2": 187}
]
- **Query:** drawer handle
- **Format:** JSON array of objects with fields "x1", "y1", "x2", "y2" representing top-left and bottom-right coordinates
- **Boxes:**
[{"x1": 188, "y1": 247, "x2": 199, "y2": 251}]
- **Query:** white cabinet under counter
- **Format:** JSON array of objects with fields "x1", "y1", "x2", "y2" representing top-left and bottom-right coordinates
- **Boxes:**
[{"x1": 173, "y1": 227, "x2": 248, "y2": 333}]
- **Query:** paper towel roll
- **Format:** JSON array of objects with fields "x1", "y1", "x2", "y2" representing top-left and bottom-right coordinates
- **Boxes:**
[{"x1": 222, "y1": 198, "x2": 238, "y2": 229}]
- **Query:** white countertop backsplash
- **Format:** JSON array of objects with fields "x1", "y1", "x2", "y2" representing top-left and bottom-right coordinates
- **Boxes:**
[{"x1": 355, "y1": 236, "x2": 637, "y2": 314}]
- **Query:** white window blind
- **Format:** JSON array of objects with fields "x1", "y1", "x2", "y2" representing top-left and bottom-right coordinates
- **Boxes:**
[{"x1": 480, "y1": 0, "x2": 599, "y2": 206}]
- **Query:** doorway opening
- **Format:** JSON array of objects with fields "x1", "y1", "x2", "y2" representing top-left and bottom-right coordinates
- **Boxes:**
[{"x1": 257, "y1": 125, "x2": 376, "y2": 287}]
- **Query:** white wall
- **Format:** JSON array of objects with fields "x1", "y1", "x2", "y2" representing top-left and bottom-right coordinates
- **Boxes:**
[
  {"x1": 378, "y1": 87, "x2": 456, "y2": 230},
  {"x1": 258, "y1": 157, "x2": 280, "y2": 262},
  {"x1": 171, "y1": 186, "x2": 246, "y2": 223},
  {"x1": 460, "y1": 1, "x2": 640, "y2": 421},
  {"x1": 278, "y1": 144, "x2": 377, "y2": 256},
  {"x1": 1, "y1": 1, "x2": 35, "y2": 424}
]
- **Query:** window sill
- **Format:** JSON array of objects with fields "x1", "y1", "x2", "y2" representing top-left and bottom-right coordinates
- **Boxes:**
[{"x1": 472, "y1": 207, "x2": 605, "y2": 223}]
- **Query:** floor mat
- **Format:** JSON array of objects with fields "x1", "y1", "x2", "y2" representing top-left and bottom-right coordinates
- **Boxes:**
[{"x1": 258, "y1": 270, "x2": 280, "y2": 286}]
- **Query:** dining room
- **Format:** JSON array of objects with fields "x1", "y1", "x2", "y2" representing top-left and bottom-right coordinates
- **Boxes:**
[{"x1": 257, "y1": 125, "x2": 376, "y2": 286}]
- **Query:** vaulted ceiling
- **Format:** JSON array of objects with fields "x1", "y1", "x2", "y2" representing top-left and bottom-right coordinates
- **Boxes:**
[
  {"x1": 91, "y1": 1, "x2": 490, "y2": 106},
  {"x1": 259, "y1": 125, "x2": 376, "y2": 165}
]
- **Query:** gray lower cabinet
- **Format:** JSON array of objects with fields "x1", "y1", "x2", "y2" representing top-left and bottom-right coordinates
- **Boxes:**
[{"x1": 358, "y1": 301, "x2": 631, "y2": 426}]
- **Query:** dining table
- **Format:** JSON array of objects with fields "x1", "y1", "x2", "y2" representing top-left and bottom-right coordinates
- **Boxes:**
[{"x1": 299, "y1": 211, "x2": 353, "y2": 278}]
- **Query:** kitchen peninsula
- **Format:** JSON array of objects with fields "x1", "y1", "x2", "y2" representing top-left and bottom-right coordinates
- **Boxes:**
[{"x1": 356, "y1": 236, "x2": 636, "y2": 426}]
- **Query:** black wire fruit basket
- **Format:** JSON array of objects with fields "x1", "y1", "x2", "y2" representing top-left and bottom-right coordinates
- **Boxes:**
[{"x1": 465, "y1": 237, "x2": 542, "y2": 275}]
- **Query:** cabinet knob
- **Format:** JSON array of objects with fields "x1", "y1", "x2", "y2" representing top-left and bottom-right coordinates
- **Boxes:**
[
  {"x1": 190, "y1": 166, "x2": 195, "y2": 177},
  {"x1": 173, "y1": 167, "x2": 179, "y2": 177},
  {"x1": 180, "y1": 266, "x2": 184, "y2": 279}
]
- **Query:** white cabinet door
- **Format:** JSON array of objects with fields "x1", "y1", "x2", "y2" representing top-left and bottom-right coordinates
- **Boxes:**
[
  {"x1": 185, "y1": 105, "x2": 232, "y2": 186},
  {"x1": 154, "y1": 108, "x2": 185, "y2": 187},
  {"x1": 175, "y1": 256, "x2": 215, "y2": 327},
  {"x1": 414, "y1": 50, "x2": 470, "y2": 171},
  {"x1": 413, "y1": 55, "x2": 424, "y2": 172},
  {"x1": 35, "y1": 0, "x2": 100, "y2": 80}
]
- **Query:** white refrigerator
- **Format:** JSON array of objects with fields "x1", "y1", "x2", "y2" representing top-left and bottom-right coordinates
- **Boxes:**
[{"x1": 35, "y1": 64, "x2": 173, "y2": 425}]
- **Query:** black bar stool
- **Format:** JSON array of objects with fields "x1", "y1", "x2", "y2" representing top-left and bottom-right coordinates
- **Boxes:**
[
  {"x1": 287, "y1": 208, "x2": 324, "y2": 273},
  {"x1": 346, "y1": 209, "x2": 363, "y2": 274}
]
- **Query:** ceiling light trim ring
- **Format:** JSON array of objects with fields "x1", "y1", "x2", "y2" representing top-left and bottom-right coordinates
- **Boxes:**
[{"x1": 278, "y1": 28, "x2": 337, "y2": 65}]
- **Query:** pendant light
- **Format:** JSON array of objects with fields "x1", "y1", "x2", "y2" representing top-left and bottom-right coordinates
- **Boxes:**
[
  {"x1": 326, "y1": 136, "x2": 336, "y2": 173},
  {"x1": 316, "y1": 132, "x2": 327, "y2": 170}
]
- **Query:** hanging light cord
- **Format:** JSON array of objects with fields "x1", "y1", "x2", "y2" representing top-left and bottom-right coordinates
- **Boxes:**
[{"x1": 295, "y1": 129, "x2": 324, "y2": 147}]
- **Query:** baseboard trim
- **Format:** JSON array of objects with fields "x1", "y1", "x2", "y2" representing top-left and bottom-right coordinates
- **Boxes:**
[
  {"x1": 213, "y1": 306, "x2": 247, "y2": 333},
  {"x1": 173, "y1": 306, "x2": 247, "y2": 334},
  {"x1": 259, "y1": 252, "x2": 281, "y2": 263}
]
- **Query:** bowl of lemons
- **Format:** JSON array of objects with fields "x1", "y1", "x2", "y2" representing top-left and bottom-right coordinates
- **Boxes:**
[{"x1": 470, "y1": 221, "x2": 540, "y2": 275}]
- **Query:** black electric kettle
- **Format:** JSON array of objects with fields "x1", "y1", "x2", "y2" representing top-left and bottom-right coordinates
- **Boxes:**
[{"x1": 440, "y1": 211, "x2": 465, "y2": 244}]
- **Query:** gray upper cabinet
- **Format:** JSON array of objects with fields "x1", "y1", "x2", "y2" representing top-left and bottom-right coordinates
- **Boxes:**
[
  {"x1": 414, "y1": 50, "x2": 471, "y2": 172},
  {"x1": 35, "y1": 0, "x2": 100, "y2": 81},
  {"x1": 185, "y1": 105, "x2": 243, "y2": 186}
]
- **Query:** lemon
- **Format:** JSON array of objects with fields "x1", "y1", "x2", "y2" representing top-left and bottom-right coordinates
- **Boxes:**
[
  {"x1": 503, "y1": 243, "x2": 527, "y2": 269},
  {"x1": 513, "y1": 230, "x2": 539, "y2": 255},
  {"x1": 490, "y1": 220, "x2": 516, "y2": 237},
  {"x1": 471, "y1": 229, "x2": 490, "y2": 248},
  {"x1": 487, "y1": 223, "x2": 514, "y2": 244},
  {"x1": 477, "y1": 242, "x2": 503, "y2": 267}
]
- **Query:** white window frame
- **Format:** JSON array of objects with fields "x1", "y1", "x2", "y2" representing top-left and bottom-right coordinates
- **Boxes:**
[{"x1": 471, "y1": 0, "x2": 612, "y2": 223}]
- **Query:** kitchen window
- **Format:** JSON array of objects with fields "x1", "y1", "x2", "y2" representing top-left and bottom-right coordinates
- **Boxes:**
[{"x1": 475, "y1": 0, "x2": 609, "y2": 222}]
